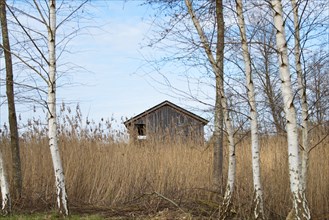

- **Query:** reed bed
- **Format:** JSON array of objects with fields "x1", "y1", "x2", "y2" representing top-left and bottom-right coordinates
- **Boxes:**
[{"x1": 1, "y1": 108, "x2": 328, "y2": 219}]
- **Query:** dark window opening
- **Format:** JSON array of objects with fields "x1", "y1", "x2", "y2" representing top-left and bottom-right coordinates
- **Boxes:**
[{"x1": 135, "y1": 124, "x2": 146, "y2": 136}]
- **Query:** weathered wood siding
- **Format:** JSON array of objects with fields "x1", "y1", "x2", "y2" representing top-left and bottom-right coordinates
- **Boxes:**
[{"x1": 128, "y1": 105, "x2": 205, "y2": 143}]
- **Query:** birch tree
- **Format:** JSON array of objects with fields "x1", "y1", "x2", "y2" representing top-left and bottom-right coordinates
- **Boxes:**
[
  {"x1": 0, "y1": 1, "x2": 11, "y2": 214},
  {"x1": 0, "y1": 53, "x2": 11, "y2": 215},
  {"x1": 0, "y1": 0, "x2": 22, "y2": 199},
  {"x1": 184, "y1": 0, "x2": 236, "y2": 218},
  {"x1": 0, "y1": 145, "x2": 10, "y2": 214},
  {"x1": 291, "y1": 0, "x2": 309, "y2": 195},
  {"x1": 47, "y1": 0, "x2": 69, "y2": 215},
  {"x1": 235, "y1": 0, "x2": 264, "y2": 218},
  {"x1": 271, "y1": 0, "x2": 310, "y2": 219},
  {"x1": 8, "y1": 0, "x2": 69, "y2": 214},
  {"x1": 5, "y1": 0, "x2": 89, "y2": 215}
]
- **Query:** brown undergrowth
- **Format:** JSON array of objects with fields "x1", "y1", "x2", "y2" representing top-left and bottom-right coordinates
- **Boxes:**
[{"x1": 1, "y1": 106, "x2": 328, "y2": 219}]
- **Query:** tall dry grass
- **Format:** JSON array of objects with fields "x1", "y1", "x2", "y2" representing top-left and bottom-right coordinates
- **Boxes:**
[
  {"x1": 1, "y1": 107, "x2": 328, "y2": 219},
  {"x1": 233, "y1": 133, "x2": 329, "y2": 219}
]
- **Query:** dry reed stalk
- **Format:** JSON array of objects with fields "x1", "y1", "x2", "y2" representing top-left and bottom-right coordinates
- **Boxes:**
[{"x1": 1, "y1": 109, "x2": 328, "y2": 218}]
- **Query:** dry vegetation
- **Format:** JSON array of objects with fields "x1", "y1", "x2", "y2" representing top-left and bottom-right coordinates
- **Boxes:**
[{"x1": 1, "y1": 106, "x2": 328, "y2": 219}]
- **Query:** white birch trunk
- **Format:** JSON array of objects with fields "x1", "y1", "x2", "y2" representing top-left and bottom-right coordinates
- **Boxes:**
[
  {"x1": 236, "y1": 0, "x2": 264, "y2": 219},
  {"x1": 0, "y1": 150, "x2": 10, "y2": 214},
  {"x1": 291, "y1": 0, "x2": 309, "y2": 194},
  {"x1": 184, "y1": 1, "x2": 236, "y2": 218},
  {"x1": 48, "y1": 0, "x2": 69, "y2": 215},
  {"x1": 219, "y1": 93, "x2": 236, "y2": 220},
  {"x1": 0, "y1": 0, "x2": 12, "y2": 213},
  {"x1": 271, "y1": 0, "x2": 310, "y2": 219}
]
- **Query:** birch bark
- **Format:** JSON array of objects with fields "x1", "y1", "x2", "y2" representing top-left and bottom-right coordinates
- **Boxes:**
[
  {"x1": 219, "y1": 88, "x2": 236, "y2": 220},
  {"x1": 271, "y1": 0, "x2": 310, "y2": 219},
  {"x1": 0, "y1": 147, "x2": 10, "y2": 214},
  {"x1": 184, "y1": 0, "x2": 236, "y2": 218},
  {"x1": 291, "y1": 0, "x2": 309, "y2": 194},
  {"x1": 48, "y1": 0, "x2": 69, "y2": 215},
  {"x1": 0, "y1": 0, "x2": 12, "y2": 214},
  {"x1": 236, "y1": 0, "x2": 264, "y2": 218}
]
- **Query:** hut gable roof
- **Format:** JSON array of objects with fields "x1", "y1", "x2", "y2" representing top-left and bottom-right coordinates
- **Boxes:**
[{"x1": 124, "y1": 100, "x2": 208, "y2": 127}]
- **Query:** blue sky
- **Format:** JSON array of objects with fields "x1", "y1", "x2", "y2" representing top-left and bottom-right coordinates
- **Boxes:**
[
  {"x1": 60, "y1": 2, "x2": 156, "y2": 116},
  {"x1": 55, "y1": 1, "x2": 213, "y2": 129},
  {"x1": 2, "y1": 0, "x2": 326, "y2": 135},
  {"x1": 0, "y1": 1, "x2": 213, "y2": 134}
]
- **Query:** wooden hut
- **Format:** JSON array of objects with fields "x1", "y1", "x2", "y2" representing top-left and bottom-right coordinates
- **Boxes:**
[{"x1": 124, "y1": 100, "x2": 208, "y2": 143}]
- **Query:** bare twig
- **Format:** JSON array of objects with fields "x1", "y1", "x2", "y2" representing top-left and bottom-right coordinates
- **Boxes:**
[{"x1": 152, "y1": 191, "x2": 186, "y2": 214}]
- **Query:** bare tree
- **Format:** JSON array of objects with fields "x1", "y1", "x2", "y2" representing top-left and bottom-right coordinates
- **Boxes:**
[
  {"x1": 144, "y1": 0, "x2": 226, "y2": 190},
  {"x1": 0, "y1": 0, "x2": 22, "y2": 199},
  {"x1": 251, "y1": 18, "x2": 285, "y2": 134},
  {"x1": 270, "y1": 0, "x2": 310, "y2": 218},
  {"x1": 4, "y1": 0, "x2": 89, "y2": 215},
  {"x1": 47, "y1": 0, "x2": 69, "y2": 215},
  {"x1": 0, "y1": 53, "x2": 11, "y2": 215},
  {"x1": 291, "y1": 0, "x2": 309, "y2": 197},
  {"x1": 235, "y1": 0, "x2": 264, "y2": 218},
  {"x1": 0, "y1": 142, "x2": 10, "y2": 214},
  {"x1": 183, "y1": 1, "x2": 236, "y2": 218},
  {"x1": 0, "y1": 0, "x2": 11, "y2": 214},
  {"x1": 307, "y1": 51, "x2": 329, "y2": 125},
  {"x1": 212, "y1": 0, "x2": 224, "y2": 193}
]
